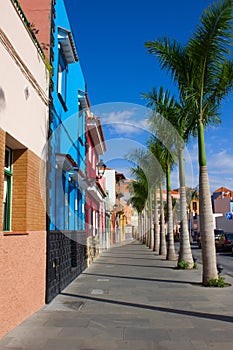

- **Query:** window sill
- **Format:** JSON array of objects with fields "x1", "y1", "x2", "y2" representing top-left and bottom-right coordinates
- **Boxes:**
[{"x1": 3, "y1": 231, "x2": 29, "y2": 236}]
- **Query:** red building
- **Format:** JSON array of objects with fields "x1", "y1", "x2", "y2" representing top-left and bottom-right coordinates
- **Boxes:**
[{"x1": 85, "y1": 110, "x2": 107, "y2": 264}]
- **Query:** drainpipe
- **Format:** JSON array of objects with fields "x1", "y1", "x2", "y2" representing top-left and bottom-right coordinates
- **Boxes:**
[{"x1": 45, "y1": 0, "x2": 56, "y2": 304}]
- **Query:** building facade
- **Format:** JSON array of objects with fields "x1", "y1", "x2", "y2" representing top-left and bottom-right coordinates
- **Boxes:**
[
  {"x1": 0, "y1": 0, "x2": 49, "y2": 337},
  {"x1": 86, "y1": 112, "x2": 107, "y2": 263},
  {"x1": 212, "y1": 187, "x2": 233, "y2": 232},
  {"x1": 15, "y1": 0, "x2": 89, "y2": 302},
  {"x1": 46, "y1": 0, "x2": 88, "y2": 302}
]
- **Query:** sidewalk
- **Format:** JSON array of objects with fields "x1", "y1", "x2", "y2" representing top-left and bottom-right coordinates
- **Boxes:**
[{"x1": 1, "y1": 240, "x2": 233, "y2": 350}]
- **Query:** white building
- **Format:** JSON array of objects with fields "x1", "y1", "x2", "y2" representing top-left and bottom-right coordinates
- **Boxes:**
[
  {"x1": 104, "y1": 168, "x2": 116, "y2": 207},
  {"x1": 0, "y1": 0, "x2": 49, "y2": 337}
]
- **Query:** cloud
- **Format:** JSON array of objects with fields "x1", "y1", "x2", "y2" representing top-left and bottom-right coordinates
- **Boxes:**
[
  {"x1": 101, "y1": 109, "x2": 149, "y2": 136},
  {"x1": 208, "y1": 150, "x2": 233, "y2": 174}
]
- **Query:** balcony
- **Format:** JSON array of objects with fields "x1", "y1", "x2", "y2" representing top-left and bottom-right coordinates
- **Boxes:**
[
  {"x1": 58, "y1": 27, "x2": 78, "y2": 64},
  {"x1": 87, "y1": 114, "x2": 106, "y2": 155},
  {"x1": 87, "y1": 180, "x2": 106, "y2": 202}
]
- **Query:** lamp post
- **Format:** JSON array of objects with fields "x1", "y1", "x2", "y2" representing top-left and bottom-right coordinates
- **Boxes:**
[{"x1": 96, "y1": 159, "x2": 106, "y2": 179}]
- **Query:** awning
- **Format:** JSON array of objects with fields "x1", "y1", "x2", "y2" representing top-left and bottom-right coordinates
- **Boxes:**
[{"x1": 58, "y1": 27, "x2": 78, "y2": 64}]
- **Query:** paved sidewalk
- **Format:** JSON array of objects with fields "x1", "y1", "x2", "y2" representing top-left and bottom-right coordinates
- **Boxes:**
[{"x1": 1, "y1": 240, "x2": 233, "y2": 350}]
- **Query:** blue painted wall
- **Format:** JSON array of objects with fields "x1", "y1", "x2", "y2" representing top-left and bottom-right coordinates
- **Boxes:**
[{"x1": 49, "y1": 0, "x2": 86, "y2": 232}]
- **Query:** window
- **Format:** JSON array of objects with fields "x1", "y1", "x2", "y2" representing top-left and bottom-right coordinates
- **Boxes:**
[
  {"x1": 57, "y1": 49, "x2": 68, "y2": 110},
  {"x1": 57, "y1": 26, "x2": 78, "y2": 112},
  {"x1": 3, "y1": 148, "x2": 12, "y2": 231},
  {"x1": 192, "y1": 201, "x2": 197, "y2": 212}
]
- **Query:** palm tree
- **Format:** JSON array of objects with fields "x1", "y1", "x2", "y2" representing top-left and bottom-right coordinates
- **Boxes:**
[
  {"x1": 145, "y1": 0, "x2": 233, "y2": 284},
  {"x1": 146, "y1": 140, "x2": 165, "y2": 254},
  {"x1": 145, "y1": 88, "x2": 194, "y2": 265},
  {"x1": 152, "y1": 185, "x2": 160, "y2": 253},
  {"x1": 186, "y1": 187, "x2": 199, "y2": 242},
  {"x1": 146, "y1": 90, "x2": 178, "y2": 262},
  {"x1": 128, "y1": 165, "x2": 148, "y2": 242}
]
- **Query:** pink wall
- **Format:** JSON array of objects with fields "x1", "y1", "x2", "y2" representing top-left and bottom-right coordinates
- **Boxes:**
[{"x1": 0, "y1": 231, "x2": 46, "y2": 338}]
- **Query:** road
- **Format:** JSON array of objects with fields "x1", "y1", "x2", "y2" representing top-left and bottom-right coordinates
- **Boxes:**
[{"x1": 191, "y1": 243, "x2": 233, "y2": 277}]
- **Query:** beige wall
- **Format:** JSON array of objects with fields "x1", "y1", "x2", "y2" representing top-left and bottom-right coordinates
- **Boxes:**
[{"x1": 0, "y1": 0, "x2": 49, "y2": 158}]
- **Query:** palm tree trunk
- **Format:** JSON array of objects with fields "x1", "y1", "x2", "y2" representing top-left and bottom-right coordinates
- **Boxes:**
[
  {"x1": 159, "y1": 181, "x2": 167, "y2": 256},
  {"x1": 143, "y1": 208, "x2": 146, "y2": 244},
  {"x1": 166, "y1": 163, "x2": 177, "y2": 261},
  {"x1": 146, "y1": 198, "x2": 150, "y2": 248},
  {"x1": 144, "y1": 203, "x2": 148, "y2": 247},
  {"x1": 150, "y1": 210, "x2": 154, "y2": 249},
  {"x1": 153, "y1": 187, "x2": 160, "y2": 253},
  {"x1": 198, "y1": 122, "x2": 218, "y2": 284},
  {"x1": 148, "y1": 194, "x2": 154, "y2": 250},
  {"x1": 178, "y1": 148, "x2": 194, "y2": 267},
  {"x1": 138, "y1": 212, "x2": 142, "y2": 242}
]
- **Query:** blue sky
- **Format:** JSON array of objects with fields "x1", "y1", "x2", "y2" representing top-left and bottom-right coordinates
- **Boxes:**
[{"x1": 66, "y1": 0, "x2": 233, "y2": 193}]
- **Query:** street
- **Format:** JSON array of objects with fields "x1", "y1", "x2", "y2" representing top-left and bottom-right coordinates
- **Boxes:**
[
  {"x1": 191, "y1": 243, "x2": 233, "y2": 278},
  {"x1": 1, "y1": 240, "x2": 233, "y2": 350}
]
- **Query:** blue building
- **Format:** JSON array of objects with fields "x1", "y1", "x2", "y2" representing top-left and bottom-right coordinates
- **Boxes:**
[
  {"x1": 19, "y1": 0, "x2": 91, "y2": 302},
  {"x1": 47, "y1": 0, "x2": 89, "y2": 302}
]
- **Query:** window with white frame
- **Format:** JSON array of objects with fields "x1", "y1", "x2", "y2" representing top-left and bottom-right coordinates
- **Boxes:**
[
  {"x1": 3, "y1": 147, "x2": 12, "y2": 231},
  {"x1": 57, "y1": 48, "x2": 68, "y2": 109}
]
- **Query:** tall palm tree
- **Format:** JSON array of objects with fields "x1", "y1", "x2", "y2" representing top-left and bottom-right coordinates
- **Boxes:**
[
  {"x1": 146, "y1": 140, "x2": 167, "y2": 256},
  {"x1": 126, "y1": 148, "x2": 159, "y2": 246},
  {"x1": 146, "y1": 90, "x2": 178, "y2": 261},
  {"x1": 145, "y1": 87, "x2": 194, "y2": 266},
  {"x1": 145, "y1": 0, "x2": 233, "y2": 284},
  {"x1": 128, "y1": 165, "x2": 148, "y2": 242},
  {"x1": 152, "y1": 184, "x2": 160, "y2": 253}
]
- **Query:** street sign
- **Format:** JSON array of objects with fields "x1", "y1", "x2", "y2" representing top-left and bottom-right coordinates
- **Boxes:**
[{"x1": 225, "y1": 212, "x2": 233, "y2": 220}]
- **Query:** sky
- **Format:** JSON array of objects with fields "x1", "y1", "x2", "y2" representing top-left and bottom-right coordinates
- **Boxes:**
[{"x1": 66, "y1": 0, "x2": 233, "y2": 193}]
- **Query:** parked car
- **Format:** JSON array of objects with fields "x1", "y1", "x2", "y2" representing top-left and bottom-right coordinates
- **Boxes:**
[
  {"x1": 215, "y1": 232, "x2": 233, "y2": 251},
  {"x1": 197, "y1": 229, "x2": 225, "y2": 249}
]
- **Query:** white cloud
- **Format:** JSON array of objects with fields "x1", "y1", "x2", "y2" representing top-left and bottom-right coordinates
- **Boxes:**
[
  {"x1": 185, "y1": 145, "x2": 233, "y2": 192},
  {"x1": 101, "y1": 110, "x2": 149, "y2": 136},
  {"x1": 208, "y1": 150, "x2": 233, "y2": 174}
]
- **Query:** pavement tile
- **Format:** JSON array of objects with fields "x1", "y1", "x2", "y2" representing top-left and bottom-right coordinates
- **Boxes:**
[
  {"x1": 149, "y1": 316, "x2": 194, "y2": 329},
  {"x1": 167, "y1": 327, "x2": 233, "y2": 343},
  {"x1": 211, "y1": 343, "x2": 233, "y2": 350},
  {"x1": 43, "y1": 338, "x2": 84, "y2": 350},
  {"x1": 158, "y1": 340, "x2": 197, "y2": 350},
  {"x1": 81, "y1": 339, "x2": 119, "y2": 350},
  {"x1": 116, "y1": 340, "x2": 159, "y2": 350},
  {"x1": 43, "y1": 315, "x2": 90, "y2": 328},
  {"x1": 1, "y1": 336, "x2": 48, "y2": 349},
  {"x1": 56, "y1": 326, "x2": 124, "y2": 340},
  {"x1": 0, "y1": 348, "x2": 24, "y2": 350},
  {"x1": 0, "y1": 337, "x2": 14, "y2": 348},
  {"x1": 88, "y1": 314, "x2": 150, "y2": 328},
  {"x1": 3, "y1": 326, "x2": 62, "y2": 339},
  {"x1": 124, "y1": 327, "x2": 170, "y2": 341}
]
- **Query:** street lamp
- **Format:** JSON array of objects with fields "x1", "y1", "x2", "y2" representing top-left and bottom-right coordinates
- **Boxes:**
[{"x1": 96, "y1": 159, "x2": 106, "y2": 179}]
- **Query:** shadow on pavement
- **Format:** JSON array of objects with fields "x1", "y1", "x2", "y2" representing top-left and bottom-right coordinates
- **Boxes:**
[
  {"x1": 99, "y1": 255, "x2": 163, "y2": 261},
  {"x1": 92, "y1": 261, "x2": 176, "y2": 269},
  {"x1": 61, "y1": 292, "x2": 233, "y2": 324},
  {"x1": 82, "y1": 272, "x2": 194, "y2": 284}
]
